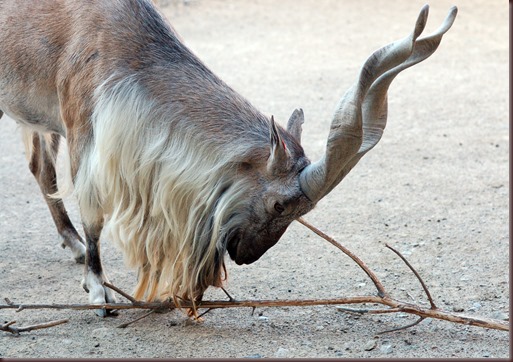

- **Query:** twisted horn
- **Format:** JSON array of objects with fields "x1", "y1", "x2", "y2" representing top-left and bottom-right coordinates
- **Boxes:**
[{"x1": 299, "y1": 5, "x2": 457, "y2": 203}]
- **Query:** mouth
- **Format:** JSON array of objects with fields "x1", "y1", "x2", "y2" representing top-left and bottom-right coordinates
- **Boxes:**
[
  {"x1": 226, "y1": 231, "x2": 261, "y2": 265},
  {"x1": 225, "y1": 225, "x2": 290, "y2": 265}
]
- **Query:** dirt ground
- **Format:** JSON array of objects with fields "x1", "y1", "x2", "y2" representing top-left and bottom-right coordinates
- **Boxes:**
[{"x1": 0, "y1": 0, "x2": 509, "y2": 358}]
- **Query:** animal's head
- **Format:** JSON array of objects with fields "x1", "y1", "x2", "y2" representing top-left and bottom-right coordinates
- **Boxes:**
[
  {"x1": 223, "y1": 4, "x2": 457, "y2": 266},
  {"x1": 225, "y1": 112, "x2": 314, "y2": 265}
]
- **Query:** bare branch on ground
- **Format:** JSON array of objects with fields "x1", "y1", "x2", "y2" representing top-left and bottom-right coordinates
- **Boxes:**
[{"x1": 1, "y1": 218, "x2": 508, "y2": 334}]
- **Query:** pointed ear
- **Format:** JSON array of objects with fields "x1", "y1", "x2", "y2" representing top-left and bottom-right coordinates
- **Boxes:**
[
  {"x1": 267, "y1": 116, "x2": 289, "y2": 174},
  {"x1": 286, "y1": 108, "x2": 304, "y2": 143}
]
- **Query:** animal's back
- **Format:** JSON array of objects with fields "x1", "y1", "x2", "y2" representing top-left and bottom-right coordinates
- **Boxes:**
[
  {"x1": 0, "y1": 0, "x2": 71, "y2": 133},
  {"x1": 0, "y1": 0, "x2": 272, "y2": 150}
]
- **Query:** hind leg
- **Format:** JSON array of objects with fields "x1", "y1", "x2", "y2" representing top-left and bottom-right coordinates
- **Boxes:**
[{"x1": 27, "y1": 132, "x2": 86, "y2": 263}]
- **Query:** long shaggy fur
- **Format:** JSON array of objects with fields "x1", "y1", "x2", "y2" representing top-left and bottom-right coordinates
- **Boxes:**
[{"x1": 74, "y1": 75, "x2": 263, "y2": 304}]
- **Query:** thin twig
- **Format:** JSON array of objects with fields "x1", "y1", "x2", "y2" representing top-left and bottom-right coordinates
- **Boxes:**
[
  {"x1": 297, "y1": 217, "x2": 387, "y2": 298},
  {"x1": 1, "y1": 319, "x2": 68, "y2": 336},
  {"x1": 117, "y1": 311, "x2": 155, "y2": 328},
  {"x1": 377, "y1": 317, "x2": 426, "y2": 334},
  {"x1": 221, "y1": 287, "x2": 235, "y2": 302},
  {"x1": 196, "y1": 308, "x2": 213, "y2": 319},
  {"x1": 385, "y1": 243, "x2": 437, "y2": 309},
  {"x1": 104, "y1": 282, "x2": 138, "y2": 304},
  {"x1": 406, "y1": 291, "x2": 417, "y2": 303},
  {"x1": 337, "y1": 306, "x2": 402, "y2": 314},
  {"x1": 2, "y1": 321, "x2": 16, "y2": 328}
]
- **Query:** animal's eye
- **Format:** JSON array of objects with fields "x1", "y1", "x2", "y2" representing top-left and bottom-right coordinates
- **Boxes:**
[{"x1": 274, "y1": 202, "x2": 285, "y2": 214}]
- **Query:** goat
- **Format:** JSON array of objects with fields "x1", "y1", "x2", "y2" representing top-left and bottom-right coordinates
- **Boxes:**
[{"x1": 0, "y1": 1, "x2": 457, "y2": 316}]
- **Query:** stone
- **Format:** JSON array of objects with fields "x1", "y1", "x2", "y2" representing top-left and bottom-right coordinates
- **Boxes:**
[
  {"x1": 364, "y1": 340, "x2": 377, "y2": 351},
  {"x1": 380, "y1": 344, "x2": 393, "y2": 354},
  {"x1": 274, "y1": 347, "x2": 289, "y2": 358}
]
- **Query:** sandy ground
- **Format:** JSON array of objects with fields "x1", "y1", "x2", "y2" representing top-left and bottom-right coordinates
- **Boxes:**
[{"x1": 0, "y1": 0, "x2": 509, "y2": 358}]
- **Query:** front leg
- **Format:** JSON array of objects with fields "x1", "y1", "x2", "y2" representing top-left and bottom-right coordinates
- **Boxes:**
[
  {"x1": 81, "y1": 220, "x2": 117, "y2": 317},
  {"x1": 63, "y1": 116, "x2": 117, "y2": 316}
]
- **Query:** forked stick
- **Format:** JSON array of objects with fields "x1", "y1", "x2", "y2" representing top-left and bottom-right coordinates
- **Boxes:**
[
  {"x1": 1, "y1": 219, "x2": 508, "y2": 334},
  {"x1": 297, "y1": 217, "x2": 387, "y2": 297},
  {"x1": 385, "y1": 243, "x2": 436, "y2": 309}
]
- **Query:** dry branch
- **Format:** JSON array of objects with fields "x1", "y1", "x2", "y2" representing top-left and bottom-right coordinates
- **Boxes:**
[
  {"x1": 384, "y1": 243, "x2": 436, "y2": 309},
  {"x1": 0, "y1": 319, "x2": 68, "y2": 336},
  {"x1": 0, "y1": 295, "x2": 508, "y2": 331},
  {"x1": 297, "y1": 217, "x2": 387, "y2": 297},
  {"x1": 1, "y1": 218, "x2": 508, "y2": 334}
]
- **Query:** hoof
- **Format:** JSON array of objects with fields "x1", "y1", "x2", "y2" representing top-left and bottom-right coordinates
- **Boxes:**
[
  {"x1": 95, "y1": 308, "x2": 119, "y2": 318},
  {"x1": 82, "y1": 273, "x2": 118, "y2": 317},
  {"x1": 95, "y1": 308, "x2": 108, "y2": 318}
]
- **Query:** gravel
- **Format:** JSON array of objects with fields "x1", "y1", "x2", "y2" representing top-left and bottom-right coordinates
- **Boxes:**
[{"x1": 0, "y1": 0, "x2": 508, "y2": 358}]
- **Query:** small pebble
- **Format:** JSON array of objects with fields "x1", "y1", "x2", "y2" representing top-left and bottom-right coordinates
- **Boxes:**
[
  {"x1": 492, "y1": 311, "x2": 508, "y2": 321},
  {"x1": 364, "y1": 340, "x2": 377, "y2": 351},
  {"x1": 453, "y1": 306, "x2": 464, "y2": 312},
  {"x1": 258, "y1": 316, "x2": 268, "y2": 322},
  {"x1": 274, "y1": 347, "x2": 289, "y2": 358},
  {"x1": 380, "y1": 344, "x2": 393, "y2": 354}
]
